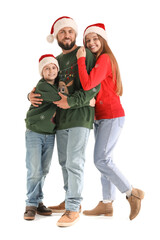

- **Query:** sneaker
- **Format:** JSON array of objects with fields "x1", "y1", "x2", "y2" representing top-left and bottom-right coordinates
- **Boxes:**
[
  {"x1": 37, "y1": 202, "x2": 52, "y2": 216},
  {"x1": 24, "y1": 206, "x2": 37, "y2": 220},
  {"x1": 57, "y1": 210, "x2": 80, "y2": 227},
  {"x1": 48, "y1": 201, "x2": 82, "y2": 213}
]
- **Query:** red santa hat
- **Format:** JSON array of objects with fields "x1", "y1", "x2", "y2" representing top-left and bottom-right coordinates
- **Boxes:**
[
  {"x1": 83, "y1": 23, "x2": 107, "y2": 42},
  {"x1": 39, "y1": 54, "x2": 59, "y2": 76},
  {"x1": 47, "y1": 16, "x2": 78, "y2": 43}
]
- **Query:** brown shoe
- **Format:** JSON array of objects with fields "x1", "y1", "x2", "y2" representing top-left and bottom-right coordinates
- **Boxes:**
[
  {"x1": 48, "y1": 201, "x2": 65, "y2": 213},
  {"x1": 83, "y1": 201, "x2": 113, "y2": 216},
  {"x1": 127, "y1": 188, "x2": 144, "y2": 220},
  {"x1": 37, "y1": 202, "x2": 52, "y2": 216},
  {"x1": 57, "y1": 210, "x2": 80, "y2": 227},
  {"x1": 48, "y1": 201, "x2": 81, "y2": 213},
  {"x1": 24, "y1": 206, "x2": 37, "y2": 220}
]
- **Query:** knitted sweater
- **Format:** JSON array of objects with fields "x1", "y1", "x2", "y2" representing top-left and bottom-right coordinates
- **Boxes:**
[
  {"x1": 25, "y1": 78, "x2": 61, "y2": 134},
  {"x1": 56, "y1": 47, "x2": 100, "y2": 130},
  {"x1": 77, "y1": 54, "x2": 125, "y2": 119}
]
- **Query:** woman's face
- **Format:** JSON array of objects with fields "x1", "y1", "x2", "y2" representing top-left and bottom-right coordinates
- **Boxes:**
[{"x1": 85, "y1": 33, "x2": 101, "y2": 54}]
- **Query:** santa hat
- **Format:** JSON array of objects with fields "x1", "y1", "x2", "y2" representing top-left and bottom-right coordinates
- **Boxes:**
[
  {"x1": 47, "y1": 16, "x2": 78, "y2": 43},
  {"x1": 39, "y1": 54, "x2": 59, "y2": 76},
  {"x1": 83, "y1": 23, "x2": 107, "y2": 42}
]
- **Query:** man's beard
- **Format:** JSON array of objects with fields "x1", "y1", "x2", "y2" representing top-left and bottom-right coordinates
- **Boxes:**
[{"x1": 58, "y1": 39, "x2": 76, "y2": 50}]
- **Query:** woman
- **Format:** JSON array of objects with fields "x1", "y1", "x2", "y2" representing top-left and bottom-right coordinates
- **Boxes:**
[{"x1": 76, "y1": 23, "x2": 144, "y2": 220}]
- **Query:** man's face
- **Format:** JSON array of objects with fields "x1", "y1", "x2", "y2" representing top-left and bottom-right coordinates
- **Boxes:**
[{"x1": 57, "y1": 27, "x2": 76, "y2": 50}]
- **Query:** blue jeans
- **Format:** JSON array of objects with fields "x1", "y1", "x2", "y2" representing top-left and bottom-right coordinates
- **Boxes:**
[
  {"x1": 25, "y1": 129, "x2": 55, "y2": 207},
  {"x1": 56, "y1": 127, "x2": 90, "y2": 211},
  {"x1": 94, "y1": 117, "x2": 132, "y2": 201}
]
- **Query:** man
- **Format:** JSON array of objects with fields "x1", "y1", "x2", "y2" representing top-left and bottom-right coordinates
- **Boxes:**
[{"x1": 28, "y1": 16, "x2": 100, "y2": 227}]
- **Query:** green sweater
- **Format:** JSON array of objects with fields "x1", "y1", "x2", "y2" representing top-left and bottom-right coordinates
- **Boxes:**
[
  {"x1": 56, "y1": 47, "x2": 100, "y2": 130},
  {"x1": 25, "y1": 77, "x2": 94, "y2": 134},
  {"x1": 25, "y1": 78, "x2": 61, "y2": 134}
]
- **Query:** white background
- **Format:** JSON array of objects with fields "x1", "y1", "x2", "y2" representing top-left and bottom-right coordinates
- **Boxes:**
[{"x1": 0, "y1": 0, "x2": 160, "y2": 239}]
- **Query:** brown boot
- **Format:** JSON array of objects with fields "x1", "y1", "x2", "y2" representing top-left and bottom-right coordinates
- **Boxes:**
[
  {"x1": 48, "y1": 201, "x2": 65, "y2": 213},
  {"x1": 37, "y1": 202, "x2": 52, "y2": 216},
  {"x1": 83, "y1": 201, "x2": 113, "y2": 216},
  {"x1": 48, "y1": 201, "x2": 81, "y2": 213},
  {"x1": 24, "y1": 206, "x2": 37, "y2": 220},
  {"x1": 57, "y1": 210, "x2": 80, "y2": 227},
  {"x1": 127, "y1": 188, "x2": 144, "y2": 220}
]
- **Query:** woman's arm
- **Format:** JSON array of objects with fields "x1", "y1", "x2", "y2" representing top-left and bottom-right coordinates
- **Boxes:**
[{"x1": 77, "y1": 47, "x2": 112, "y2": 90}]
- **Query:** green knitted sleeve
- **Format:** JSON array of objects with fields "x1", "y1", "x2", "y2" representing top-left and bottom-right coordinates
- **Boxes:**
[
  {"x1": 35, "y1": 81, "x2": 61, "y2": 102},
  {"x1": 67, "y1": 85, "x2": 100, "y2": 108}
]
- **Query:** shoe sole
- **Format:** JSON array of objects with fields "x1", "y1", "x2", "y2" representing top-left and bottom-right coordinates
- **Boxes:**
[
  {"x1": 50, "y1": 209, "x2": 65, "y2": 213},
  {"x1": 37, "y1": 211, "x2": 52, "y2": 216},
  {"x1": 24, "y1": 216, "x2": 35, "y2": 220},
  {"x1": 56, "y1": 217, "x2": 80, "y2": 227},
  {"x1": 83, "y1": 213, "x2": 113, "y2": 216}
]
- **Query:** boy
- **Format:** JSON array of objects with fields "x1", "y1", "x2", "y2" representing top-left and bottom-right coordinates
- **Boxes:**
[{"x1": 24, "y1": 54, "x2": 61, "y2": 220}]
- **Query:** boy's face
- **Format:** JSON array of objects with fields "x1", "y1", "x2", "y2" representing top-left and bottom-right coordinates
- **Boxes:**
[{"x1": 42, "y1": 63, "x2": 58, "y2": 83}]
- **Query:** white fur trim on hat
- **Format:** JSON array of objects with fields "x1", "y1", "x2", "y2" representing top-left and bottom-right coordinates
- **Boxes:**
[
  {"x1": 39, "y1": 57, "x2": 59, "y2": 76},
  {"x1": 54, "y1": 18, "x2": 78, "y2": 37},
  {"x1": 84, "y1": 26, "x2": 107, "y2": 41}
]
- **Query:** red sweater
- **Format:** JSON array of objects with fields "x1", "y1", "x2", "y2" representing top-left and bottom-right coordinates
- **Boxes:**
[{"x1": 77, "y1": 54, "x2": 125, "y2": 120}]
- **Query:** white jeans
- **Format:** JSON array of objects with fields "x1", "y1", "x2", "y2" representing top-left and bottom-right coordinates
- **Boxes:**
[
  {"x1": 94, "y1": 117, "x2": 132, "y2": 201},
  {"x1": 56, "y1": 127, "x2": 90, "y2": 211}
]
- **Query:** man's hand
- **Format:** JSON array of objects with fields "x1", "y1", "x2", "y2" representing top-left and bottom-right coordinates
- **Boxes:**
[
  {"x1": 28, "y1": 87, "x2": 43, "y2": 107},
  {"x1": 53, "y1": 92, "x2": 70, "y2": 109},
  {"x1": 89, "y1": 97, "x2": 96, "y2": 107}
]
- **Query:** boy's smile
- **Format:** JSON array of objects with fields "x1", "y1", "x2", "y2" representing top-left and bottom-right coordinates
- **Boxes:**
[{"x1": 42, "y1": 63, "x2": 58, "y2": 84}]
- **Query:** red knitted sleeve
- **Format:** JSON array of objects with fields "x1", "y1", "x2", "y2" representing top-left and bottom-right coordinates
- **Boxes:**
[{"x1": 77, "y1": 54, "x2": 112, "y2": 90}]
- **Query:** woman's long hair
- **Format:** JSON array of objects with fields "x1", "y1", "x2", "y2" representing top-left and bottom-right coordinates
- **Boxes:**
[{"x1": 85, "y1": 35, "x2": 123, "y2": 96}]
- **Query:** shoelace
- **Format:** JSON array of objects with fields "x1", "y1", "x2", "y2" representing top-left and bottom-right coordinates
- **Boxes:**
[{"x1": 62, "y1": 210, "x2": 72, "y2": 219}]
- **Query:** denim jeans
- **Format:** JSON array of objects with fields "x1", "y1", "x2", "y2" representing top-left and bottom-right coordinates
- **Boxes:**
[
  {"x1": 25, "y1": 129, "x2": 55, "y2": 207},
  {"x1": 94, "y1": 117, "x2": 132, "y2": 201},
  {"x1": 56, "y1": 127, "x2": 90, "y2": 211}
]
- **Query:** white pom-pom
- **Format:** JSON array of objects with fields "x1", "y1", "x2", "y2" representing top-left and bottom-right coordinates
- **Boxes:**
[{"x1": 47, "y1": 34, "x2": 54, "y2": 43}]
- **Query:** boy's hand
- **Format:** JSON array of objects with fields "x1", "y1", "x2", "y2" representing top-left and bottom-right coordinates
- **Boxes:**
[
  {"x1": 53, "y1": 92, "x2": 70, "y2": 109},
  {"x1": 28, "y1": 87, "x2": 43, "y2": 107},
  {"x1": 76, "y1": 47, "x2": 86, "y2": 59}
]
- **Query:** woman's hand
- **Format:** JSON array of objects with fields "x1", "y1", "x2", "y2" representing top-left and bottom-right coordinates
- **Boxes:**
[
  {"x1": 28, "y1": 87, "x2": 43, "y2": 107},
  {"x1": 89, "y1": 98, "x2": 96, "y2": 107},
  {"x1": 76, "y1": 47, "x2": 86, "y2": 59}
]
